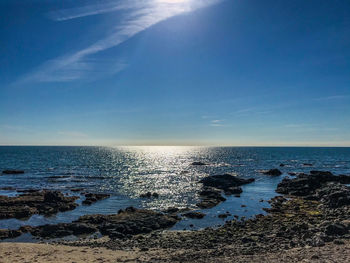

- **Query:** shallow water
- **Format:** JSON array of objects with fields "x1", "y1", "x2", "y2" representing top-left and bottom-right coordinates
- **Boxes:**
[{"x1": 0, "y1": 146, "x2": 349, "y2": 234}]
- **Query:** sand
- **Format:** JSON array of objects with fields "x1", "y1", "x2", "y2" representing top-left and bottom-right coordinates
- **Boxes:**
[
  {"x1": 1, "y1": 240, "x2": 350, "y2": 263},
  {"x1": 0, "y1": 242, "x2": 141, "y2": 263}
]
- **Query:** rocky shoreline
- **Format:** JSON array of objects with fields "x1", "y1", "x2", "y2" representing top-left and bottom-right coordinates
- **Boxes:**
[{"x1": 1, "y1": 170, "x2": 350, "y2": 262}]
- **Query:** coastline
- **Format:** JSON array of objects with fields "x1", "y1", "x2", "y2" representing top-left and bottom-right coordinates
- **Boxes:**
[
  {"x1": 1, "y1": 167, "x2": 350, "y2": 262},
  {"x1": 1, "y1": 239, "x2": 350, "y2": 263}
]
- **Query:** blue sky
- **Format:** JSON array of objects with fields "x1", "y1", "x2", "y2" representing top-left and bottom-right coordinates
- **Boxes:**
[{"x1": 1, "y1": 0, "x2": 349, "y2": 146}]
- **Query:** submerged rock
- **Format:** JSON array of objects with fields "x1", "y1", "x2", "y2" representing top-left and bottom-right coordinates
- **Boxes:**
[
  {"x1": 2, "y1": 170, "x2": 24, "y2": 175},
  {"x1": 140, "y1": 192, "x2": 159, "y2": 198},
  {"x1": 191, "y1": 161, "x2": 207, "y2": 166},
  {"x1": 262, "y1": 169, "x2": 282, "y2": 176},
  {"x1": 0, "y1": 190, "x2": 79, "y2": 219}
]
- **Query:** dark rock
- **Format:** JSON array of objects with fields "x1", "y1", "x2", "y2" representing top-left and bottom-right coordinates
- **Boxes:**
[
  {"x1": 164, "y1": 207, "x2": 179, "y2": 214},
  {"x1": 224, "y1": 187, "x2": 242, "y2": 195},
  {"x1": 303, "y1": 163, "x2": 313, "y2": 166},
  {"x1": 218, "y1": 213, "x2": 228, "y2": 219},
  {"x1": 83, "y1": 193, "x2": 110, "y2": 205},
  {"x1": 196, "y1": 174, "x2": 254, "y2": 209},
  {"x1": 262, "y1": 169, "x2": 282, "y2": 176},
  {"x1": 333, "y1": 239, "x2": 345, "y2": 245},
  {"x1": 279, "y1": 163, "x2": 285, "y2": 167},
  {"x1": 325, "y1": 223, "x2": 348, "y2": 236},
  {"x1": 182, "y1": 211, "x2": 206, "y2": 219},
  {"x1": 27, "y1": 207, "x2": 179, "y2": 240},
  {"x1": 70, "y1": 188, "x2": 84, "y2": 192},
  {"x1": 200, "y1": 174, "x2": 254, "y2": 190},
  {"x1": 2, "y1": 170, "x2": 24, "y2": 175},
  {"x1": 276, "y1": 171, "x2": 350, "y2": 197},
  {"x1": 0, "y1": 190, "x2": 79, "y2": 219},
  {"x1": 0, "y1": 229, "x2": 21, "y2": 240},
  {"x1": 0, "y1": 187, "x2": 16, "y2": 190},
  {"x1": 191, "y1": 162, "x2": 207, "y2": 166},
  {"x1": 140, "y1": 192, "x2": 159, "y2": 198},
  {"x1": 81, "y1": 207, "x2": 179, "y2": 239}
]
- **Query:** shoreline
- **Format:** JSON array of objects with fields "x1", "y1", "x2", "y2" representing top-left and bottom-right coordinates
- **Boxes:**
[{"x1": 1, "y1": 170, "x2": 350, "y2": 262}]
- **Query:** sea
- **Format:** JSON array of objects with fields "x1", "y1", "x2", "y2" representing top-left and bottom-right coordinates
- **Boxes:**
[{"x1": 0, "y1": 146, "x2": 349, "y2": 240}]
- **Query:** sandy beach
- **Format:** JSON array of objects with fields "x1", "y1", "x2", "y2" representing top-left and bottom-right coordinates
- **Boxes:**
[{"x1": 1, "y1": 240, "x2": 350, "y2": 263}]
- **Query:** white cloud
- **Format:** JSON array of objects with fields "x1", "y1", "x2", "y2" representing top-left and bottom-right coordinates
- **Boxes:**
[{"x1": 17, "y1": 0, "x2": 222, "y2": 84}]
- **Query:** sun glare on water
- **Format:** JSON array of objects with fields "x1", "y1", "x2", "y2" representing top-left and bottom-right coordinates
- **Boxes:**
[{"x1": 156, "y1": 0, "x2": 191, "y2": 3}]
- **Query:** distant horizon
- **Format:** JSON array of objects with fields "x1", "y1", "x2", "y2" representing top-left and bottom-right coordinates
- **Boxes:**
[{"x1": 1, "y1": 144, "x2": 350, "y2": 148}]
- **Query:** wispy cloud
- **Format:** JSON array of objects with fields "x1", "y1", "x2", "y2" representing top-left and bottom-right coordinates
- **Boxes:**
[
  {"x1": 210, "y1": 119, "x2": 228, "y2": 127},
  {"x1": 313, "y1": 95, "x2": 349, "y2": 101},
  {"x1": 17, "y1": 0, "x2": 222, "y2": 84},
  {"x1": 57, "y1": 131, "x2": 88, "y2": 138}
]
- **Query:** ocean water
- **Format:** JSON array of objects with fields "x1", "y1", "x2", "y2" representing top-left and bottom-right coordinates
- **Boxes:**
[{"x1": 0, "y1": 146, "x2": 349, "y2": 236}]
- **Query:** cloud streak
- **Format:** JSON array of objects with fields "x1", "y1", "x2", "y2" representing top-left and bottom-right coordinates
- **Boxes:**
[{"x1": 18, "y1": 0, "x2": 222, "y2": 84}]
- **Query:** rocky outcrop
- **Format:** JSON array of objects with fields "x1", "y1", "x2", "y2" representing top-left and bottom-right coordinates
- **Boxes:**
[
  {"x1": 196, "y1": 174, "x2": 254, "y2": 208},
  {"x1": 16, "y1": 207, "x2": 180, "y2": 240},
  {"x1": 0, "y1": 190, "x2": 79, "y2": 219},
  {"x1": 276, "y1": 171, "x2": 350, "y2": 197},
  {"x1": 182, "y1": 211, "x2": 206, "y2": 219},
  {"x1": 199, "y1": 174, "x2": 255, "y2": 190}
]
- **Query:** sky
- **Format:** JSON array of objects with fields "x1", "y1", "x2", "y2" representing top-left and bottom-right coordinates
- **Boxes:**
[{"x1": 0, "y1": 0, "x2": 350, "y2": 146}]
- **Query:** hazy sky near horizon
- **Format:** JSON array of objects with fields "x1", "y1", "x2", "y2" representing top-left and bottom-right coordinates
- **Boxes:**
[{"x1": 1, "y1": 0, "x2": 350, "y2": 146}]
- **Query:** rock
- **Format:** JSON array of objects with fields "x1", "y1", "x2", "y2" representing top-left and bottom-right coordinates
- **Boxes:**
[
  {"x1": 81, "y1": 207, "x2": 179, "y2": 238},
  {"x1": 196, "y1": 174, "x2": 254, "y2": 209},
  {"x1": 27, "y1": 207, "x2": 179, "y2": 240},
  {"x1": 191, "y1": 162, "x2": 207, "y2": 166},
  {"x1": 182, "y1": 212, "x2": 206, "y2": 219},
  {"x1": 164, "y1": 207, "x2": 179, "y2": 214},
  {"x1": 68, "y1": 223, "x2": 98, "y2": 235},
  {"x1": 224, "y1": 187, "x2": 243, "y2": 195},
  {"x1": 140, "y1": 192, "x2": 159, "y2": 198},
  {"x1": 303, "y1": 163, "x2": 313, "y2": 166},
  {"x1": 315, "y1": 182, "x2": 350, "y2": 208},
  {"x1": 276, "y1": 171, "x2": 350, "y2": 197},
  {"x1": 333, "y1": 239, "x2": 345, "y2": 245},
  {"x1": 70, "y1": 188, "x2": 84, "y2": 192},
  {"x1": 2, "y1": 170, "x2": 24, "y2": 175},
  {"x1": 325, "y1": 223, "x2": 348, "y2": 236},
  {"x1": 0, "y1": 190, "x2": 79, "y2": 219},
  {"x1": 279, "y1": 163, "x2": 285, "y2": 167},
  {"x1": 196, "y1": 187, "x2": 226, "y2": 209},
  {"x1": 218, "y1": 213, "x2": 228, "y2": 219},
  {"x1": 262, "y1": 169, "x2": 282, "y2": 176},
  {"x1": 83, "y1": 193, "x2": 110, "y2": 205},
  {"x1": 200, "y1": 174, "x2": 255, "y2": 190},
  {"x1": 0, "y1": 229, "x2": 21, "y2": 240}
]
